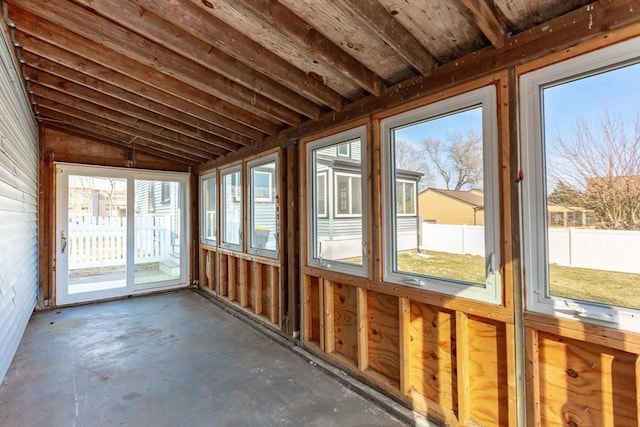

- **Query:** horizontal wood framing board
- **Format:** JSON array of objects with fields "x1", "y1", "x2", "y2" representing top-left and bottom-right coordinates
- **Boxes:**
[{"x1": 302, "y1": 265, "x2": 514, "y2": 324}]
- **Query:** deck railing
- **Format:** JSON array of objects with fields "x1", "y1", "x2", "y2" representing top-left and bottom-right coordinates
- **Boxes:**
[{"x1": 68, "y1": 216, "x2": 174, "y2": 269}]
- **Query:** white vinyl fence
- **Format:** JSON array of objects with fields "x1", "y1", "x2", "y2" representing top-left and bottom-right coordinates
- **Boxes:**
[
  {"x1": 421, "y1": 223, "x2": 640, "y2": 274},
  {"x1": 68, "y1": 216, "x2": 174, "y2": 269}
]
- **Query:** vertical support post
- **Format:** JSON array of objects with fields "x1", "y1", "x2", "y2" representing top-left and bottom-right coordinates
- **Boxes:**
[
  {"x1": 456, "y1": 311, "x2": 470, "y2": 424},
  {"x1": 228, "y1": 255, "x2": 236, "y2": 301},
  {"x1": 199, "y1": 248, "x2": 207, "y2": 289},
  {"x1": 239, "y1": 258, "x2": 248, "y2": 307},
  {"x1": 399, "y1": 297, "x2": 412, "y2": 396},
  {"x1": 302, "y1": 275, "x2": 311, "y2": 342},
  {"x1": 323, "y1": 279, "x2": 335, "y2": 354},
  {"x1": 219, "y1": 254, "x2": 228, "y2": 296},
  {"x1": 525, "y1": 328, "x2": 541, "y2": 426},
  {"x1": 268, "y1": 265, "x2": 279, "y2": 325},
  {"x1": 207, "y1": 251, "x2": 216, "y2": 292},
  {"x1": 253, "y1": 262, "x2": 263, "y2": 315},
  {"x1": 357, "y1": 287, "x2": 369, "y2": 371},
  {"x1": 285, "y1": 143, "x2": 300, "y2": 337}
]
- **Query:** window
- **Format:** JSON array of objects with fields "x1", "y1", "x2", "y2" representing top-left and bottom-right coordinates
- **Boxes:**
[
  {"x1": 337, "y1": 143, "x2": 351, "y2": 157},
  {"x1": 520, "y1": 38, "x2": 640, "y2": 332},
  {"x1": 316, "y1": 171, "x2": 328, "y2": 217},
  {"x1": 221, "y1": 166, "x2": 242, "y2": 250},
  {"x1": 248, "y1": 155, "x2": 278, "y2": 257},
  {"x1": 200, "y1": 173, "x2": 216, "y2": 245},
  {"x1": 161, "y1": 181, "x2": 171, "y2": 203},
  {"x1": 148, "y1": 181, "x2": 156, "y2": 213},
  {"x1": 334, "y1": 172, "x2": 362, "y2": 217},
  {"x1": 396, "y1": 180, "x2": 416, "y2": 215},
  {"x1": 307, "y1": 126, "x2": 368, "y2": 276},
  {"x1": 381, "y1": 86, "x2": 501, "y2": 303}
]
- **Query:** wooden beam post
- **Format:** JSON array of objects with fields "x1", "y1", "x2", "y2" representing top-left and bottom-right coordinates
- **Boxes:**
[
  {"x1": 323, "y1": 279, "x2": 335, "y2": 354},
  {"x1": 253, "y1": 261, "x2": 263, "y2": 316},
  {"x1": 456, "y1": 311, "x2": 471, "y2": 424},
  {"x1": 239, "y1": 258, "x2": 248, "y2": 307},
  {"x1": 399, "y1": 297, "x2": 412, "y2": 396},
  {"x1": 357, "y1": 287, "x2": 369, "y2": 371}
]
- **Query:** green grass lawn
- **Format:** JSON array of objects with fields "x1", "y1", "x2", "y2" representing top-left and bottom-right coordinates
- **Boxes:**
[{"x1": 390, "y1": 250, "x2": 639, "y2": 309}]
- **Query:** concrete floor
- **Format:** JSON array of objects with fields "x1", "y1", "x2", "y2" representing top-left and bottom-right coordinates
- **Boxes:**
[{"x1": 0, "y1": 290, "x2": 408, "y2": 427}]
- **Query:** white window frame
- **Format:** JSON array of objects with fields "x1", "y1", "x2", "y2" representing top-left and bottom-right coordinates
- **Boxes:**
[
  {"x1": 520, "y1": 38, "x2": 640, "y2": 333},
  {"x1": 247, "y1": 154, "x2": 278, "y2": 258},
  {"x1": 200, "y1": 171, "x2": 217, "y2": 246},
  {"x1": 396, "y1": 179, "x2": 417, "y2": 216},
  {"x1": 333, "y1": 171, "x2": 362, "y2": 218},
  {"x1": 307, "y1": 126, "x2": 368, "y2": 277},
  {"x1": 381, "y1": 85, "x2": 501, "y2": 304},
  {"x1": 220, "y1": 165, "x2": 243, "y2": 251}
]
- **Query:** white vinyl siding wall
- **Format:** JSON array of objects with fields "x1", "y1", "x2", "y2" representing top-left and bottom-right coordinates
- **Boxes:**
[{"x1": 0, "y1": 27, "x2": 38, "y2": 382}]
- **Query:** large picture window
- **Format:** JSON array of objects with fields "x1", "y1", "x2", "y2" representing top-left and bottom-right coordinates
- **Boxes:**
[
  {"x1": 200, "y1": 172, "x2": 216, "y2": 245},
  {"x1": 248, "y1": 154, "x2": 278, "y2": 257},
  {"x1": 520, "y1": 38, "x2": 640, "y2": 332},
  {"x1": 381, "y1": 86, "x2": 501, "y2": 303},
  {"x1": 307, "y1": 126, "x2": 368, "y2": 276},
  {"x1": 221, "y1": 166, "x2": 242, "y2": 250}
]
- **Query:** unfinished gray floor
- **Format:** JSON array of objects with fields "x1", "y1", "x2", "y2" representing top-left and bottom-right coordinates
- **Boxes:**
[{"x1": 0, "y1": 290, "x2": 407, "y2": 427}]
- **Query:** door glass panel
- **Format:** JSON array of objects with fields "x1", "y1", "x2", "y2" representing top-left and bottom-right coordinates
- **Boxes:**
[
  {"x1": 134, "y1": 180, "x2": 181, "y2": 285},
  {"x1": 67, "y1": 175, "x2": 127, "y2": 294}
]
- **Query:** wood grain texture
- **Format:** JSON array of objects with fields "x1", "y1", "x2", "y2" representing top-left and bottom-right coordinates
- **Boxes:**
[
  {"x1": 408, "y1": 302, "x2": 457, "y2": 424},
  {"x1": 239, "y1": 258, "x2": 248, "y2": 308},
  {"x1": 253, "y1": 261, "x2": 263, "y2": 315},
  {"x1": 357, "y1": 287, "x2": 369, "y2": 371},
  {"x1": 323, "y1": 280, "x2": 335, "y2": 353},
  {"x1": 219, "y1": 254, "x2": 228, "y2": 297},
  {"x1": 207, "y1": 251, "x2": 216, "y2": 292},
  {"x1": 467, "y1": 316, "x2": 509, "y2": 427},
  {"x1": 537, "y1": 332, "x2": 637, "y2": 427},
  {"x1": 333, "y1": 283, "x2": 358, "y2": 364},
  {"x1": 227, "y1": 256, "x2": 237, "y2": 302},
  {"x1": 367, "y1": 291, "x2": 400, "y2": 385},
  {"x1": 268, "y1": 265, "x2": 279, "y2": 325}
]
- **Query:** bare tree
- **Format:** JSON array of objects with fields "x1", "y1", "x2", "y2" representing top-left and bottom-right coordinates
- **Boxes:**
[
  {"x1": 394, "y1": 139, "x2": 433, "y2": 191},
  {"x1": 423, "y1": 131, "x2": 483, "y2": 191},
  {"x1": 548, "y1": 112, "x2": 640, "y2": 230}
]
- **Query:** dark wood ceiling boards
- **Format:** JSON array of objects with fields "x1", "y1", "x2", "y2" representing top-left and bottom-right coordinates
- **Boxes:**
[{"x1": 0, "y1": 0, "x2": 618, "y2": 167}]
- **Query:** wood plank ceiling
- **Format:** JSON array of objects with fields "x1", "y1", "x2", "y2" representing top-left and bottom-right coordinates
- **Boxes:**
[{"x1": 2, "y1": 0, "x2": 592, "y2": 166}]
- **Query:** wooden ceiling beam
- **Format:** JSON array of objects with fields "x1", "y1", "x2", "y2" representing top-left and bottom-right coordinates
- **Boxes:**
[
  {"x1": 31, "y1": 85, "x2": 225, "y2": 158},
  {"x1": 336, "y1": 0, "x2": 436, "y2": 76},
  {"x1": 15, "y1": 32, "x2": 268, "y2": 141},
  {"x1": 239, "y1": 0, "x2": 385, "y2": 96},
  {"x1": 9, "y1": 1, "x2": 300, "y2": 127},
  {"x1": 24, "y1": 64, "x2": 243, "y2": 152},
  {"x1": 461, "y1": 0, "x2": 506, "y2": 49},
  {"x1": 44, "y1": 123, "x2": 198, "y2": 169},
  {"x1": 132, "y1": 0, "x2": 344, "y2": 111},
  {"x1": 41, "y1": 121, "x2": 196, "y2": 166},
  {"x1": 36, "y1": 103, "x2": 212, "y2": 164},
  {"x1": 72, "y1": 0, "x2": 324, "y2": 121},
  {"x1": 9, "y1": 8, "x2": 280, "y2": 136}
]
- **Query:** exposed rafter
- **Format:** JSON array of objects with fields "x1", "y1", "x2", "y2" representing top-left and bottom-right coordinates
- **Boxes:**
[
  {"x1": 461, "y1": 0, "x2": 506, "y2": 49},
  {"x1": 234, "y1": 0, "x2": 385, "y2": 96},
  {"x1": 132, "y1": 0, "x2": 345, "y2": 111},
  {"x1": 335, "y1": 0, "x2": 436, "y2": 76}
]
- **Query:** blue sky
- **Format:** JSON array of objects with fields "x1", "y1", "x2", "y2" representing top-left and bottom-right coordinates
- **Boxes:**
[
  {"x1": 394, "y1": 106, "x2": 482, "y2": 146},
  {"x1": 543, "y1": 62, "x2": 640, "y2": 141}
]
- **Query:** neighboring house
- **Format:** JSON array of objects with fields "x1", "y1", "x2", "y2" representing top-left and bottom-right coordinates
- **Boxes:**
[
  {"x1": 546, "y1": 203, "x2": 595, "y2": 228},
  {"x1": 315, "y1": 139, "x2": 422, "y2": 258},
  {"x1": 418, "y1": 188, "x2": 484, "y2": 225},
  {"x1": 68, "y1": 186, "x2": 127, "y2": 218}
]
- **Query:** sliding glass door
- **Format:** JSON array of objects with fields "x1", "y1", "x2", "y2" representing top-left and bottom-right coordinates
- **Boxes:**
[{"x1": 56, "y1": 165, "x2": 189, "y2": 305}]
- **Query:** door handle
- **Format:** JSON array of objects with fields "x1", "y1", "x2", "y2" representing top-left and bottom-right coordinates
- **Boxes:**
[{"x1": 61, "y1": 231, "x2": 67, "y2": 254}]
